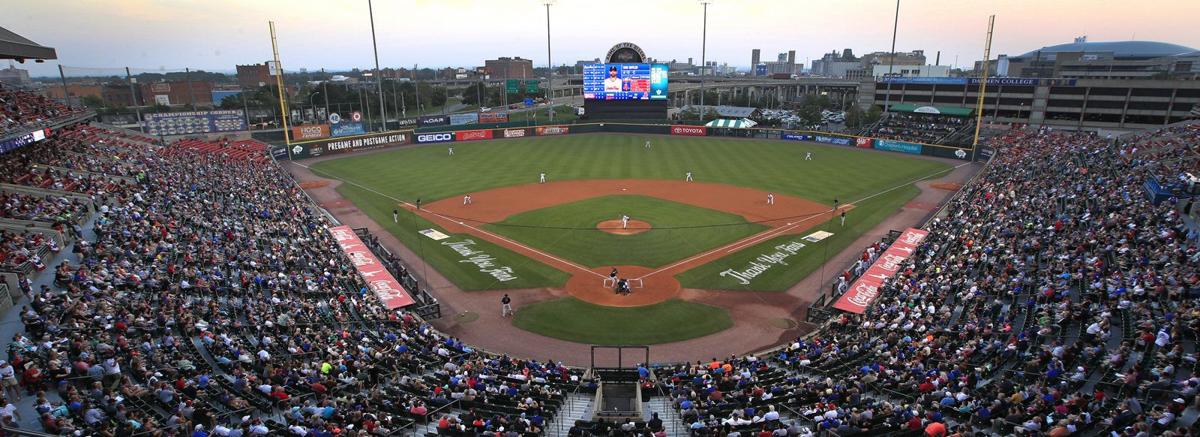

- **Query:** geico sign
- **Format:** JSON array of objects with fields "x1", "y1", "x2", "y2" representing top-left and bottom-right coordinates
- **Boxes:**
[
  {"x1": 503, "y1": 129, "x2": 526, "y2": 138},
  {"x1": 417, "y1": 133, "x2": 453, "y2": 143}
]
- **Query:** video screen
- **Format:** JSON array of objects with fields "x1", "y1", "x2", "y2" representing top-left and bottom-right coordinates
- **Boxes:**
[{"x1": 583, "y1": 63, "x2": 668, "y2": 100}]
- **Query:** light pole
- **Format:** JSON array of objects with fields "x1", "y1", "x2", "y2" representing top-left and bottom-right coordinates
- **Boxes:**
[
  {"x1": 368, "y1": 0, "x2": 387, "y2": 131},
  {"x1": 881, "y1": 0, "x2": 900, "y2": 115},
  {"x1": 700, "y1": 1, "x2": 711, "y2": 109},
  {"x1": 322, "y1": 81, "x2": 330, "y2": 121},
  {"x1": 544, "y1": 0, "x2": 554, "y2": 122}
]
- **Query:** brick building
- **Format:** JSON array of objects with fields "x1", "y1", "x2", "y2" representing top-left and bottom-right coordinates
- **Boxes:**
[{"x1": 484, "y1": 57, "x2": 534, "y2": 80}]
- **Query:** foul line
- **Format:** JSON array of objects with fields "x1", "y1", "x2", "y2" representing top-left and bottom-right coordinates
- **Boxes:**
[
  {"x1": 294, "y1": 162, "x2": 606, "y2": 279},
  {"x1": 636, "y1": 161, "x2": 974, "y2": 280}
]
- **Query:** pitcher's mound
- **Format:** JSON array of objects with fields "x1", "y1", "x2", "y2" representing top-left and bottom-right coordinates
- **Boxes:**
[{"x1": 596, "y1": 219, "x2": 652, "y2": 235}]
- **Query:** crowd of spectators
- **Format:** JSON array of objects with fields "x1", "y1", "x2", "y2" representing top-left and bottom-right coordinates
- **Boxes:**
[
  {"x1": 0, "y1": 84, "x2": 81, "y2": 136},
  {"x1": 868, "y1": 113, "x2": 969, "y2": 144}
]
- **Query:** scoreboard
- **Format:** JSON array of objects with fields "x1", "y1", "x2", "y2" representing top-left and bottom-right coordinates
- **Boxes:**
[{"x1": 583, "y1": 63, "x2": 668, "y2": 101}]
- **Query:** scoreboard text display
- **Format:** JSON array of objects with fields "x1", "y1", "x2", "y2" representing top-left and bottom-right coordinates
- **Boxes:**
[{"x1": 583, "y1": 63, "x2": 668, "y2": 101}]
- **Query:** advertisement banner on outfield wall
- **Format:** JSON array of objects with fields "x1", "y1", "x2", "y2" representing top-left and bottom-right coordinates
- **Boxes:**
[
  {"x1": 290, "y1": 124, "x2": 330, "y2": 140},
  {"x1": 873, "y1": 139, "x2": 923, "y2": 155},
  {"x1": 670, "y1": 125, "x2": 707, "y2": 136},
  {"x1": 328, "y1": 225, "x2": 416, "y2": 309},
  {"x1": 415, "y1": 132, "x2": 455, "y2": 144},
  {"x1": 478, "y1": 112, "x2": 509, "y2": 123},
  {"x1": 499, "y1": 128, "x2": 530, "y2": 139},
  {"x1": 536, "y1": 126, "x2": 570, "y2": 136},
  {"x1": 454, "y1": 129, "x2": 493, "y2": 141},
  {"x1": 449, "y1": 113, "x2": 479, "y2": 126},
  {"x1": 331, "y1": 122, "x2": 366, "y2": 138},
  {"x1": 289, "y1": 132, "x2": 410, "y2": 159},
  {"x1": 393, "y1": 118, "x2": 418, "y2": 129},
  {"x1": 855, "y1": 137, "x2": 873, "y2": 148},
  {"x1": 781, "y1": 132, "x2": 813, "y2": 141},
  {"x1": 813, "y1": 135, "x2": 853, "y2": 146},
  {"x1": 417, "y1": 115, "x2": 450, "y2": 127}
]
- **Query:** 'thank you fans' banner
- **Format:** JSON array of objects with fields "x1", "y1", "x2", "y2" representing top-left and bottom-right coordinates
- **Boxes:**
[
  {"x1": 328, "y1": 225, "x2": 415, "y2": 309},
  {"x1": 832, "y1": 227, "x2": 929, "y2": 313}
]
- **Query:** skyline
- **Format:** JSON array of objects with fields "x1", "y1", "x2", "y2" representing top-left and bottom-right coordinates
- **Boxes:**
[{"x1": 7, "y1": 0, "x2": 1200, "y2": 77}]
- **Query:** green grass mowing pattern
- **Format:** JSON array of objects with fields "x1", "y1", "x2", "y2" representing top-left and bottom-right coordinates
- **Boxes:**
[
  {"x1": 675, "y1": 185, "x2": 920, "y2": 291},
  {"x1": 310, "y1": 135, "x2": 950, "y2": 290},
  {"x1": 512, "y1": 298, "x2": 732, "y2": 345},
  {"x1": 310, "y1": 135, "x2": 949, "y2": 206},
  {"x1": 484, "y1": 195, "x2": 768, "y2": 268},
  {"x1": 334, "y1": 183, "x2": 570, "y2": 290}
]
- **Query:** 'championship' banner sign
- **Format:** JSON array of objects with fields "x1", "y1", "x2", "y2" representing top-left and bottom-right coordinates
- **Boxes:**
[
  {"x1": 832, "y1": 227, "x2": 928, "y2": 313},
  {"x1": 328, "y1": 225, "x2": 415, "y2": 309}
]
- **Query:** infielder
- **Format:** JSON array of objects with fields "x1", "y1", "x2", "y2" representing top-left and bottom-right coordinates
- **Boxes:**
[
  {"x1": 840, "y1": 211, "x2": 846, "y2": 226},
  {"x1": 645, "y1": 140, "x2": 652, "y2": 150},
  {"x1": 767, "y1": 193, "x2": 775, "y2": 205},
  {"x1": 448, "y1": 146, "x2": 454, "y2": 156},
  {"x1": 621, "y1": 214, "x2": 630, "y2": 229},
  {"x1": 463, "y1": 194, "x2": 472, "y2": 205},
  {"x1": 686, "y1": 171, "x2": 693, "y2": 182},
  {"x1": 539, "y1": 172, "x2": 546, "y2": 183},
  {"x1": 805, "y1": 152, "x2": 813, "y2": 160}
]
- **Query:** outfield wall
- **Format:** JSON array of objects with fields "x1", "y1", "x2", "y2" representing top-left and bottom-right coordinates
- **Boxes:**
[{"x1": 283, "y1": 120, "x2": 978, "y2": 163}]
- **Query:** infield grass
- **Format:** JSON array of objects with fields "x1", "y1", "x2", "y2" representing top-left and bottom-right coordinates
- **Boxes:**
[
  {"x1": 512, "y1": 298, "x2": 732, "y2": 345},
  {"x1": 485, "y1": 195, "x2": 768, "y2": 268}
]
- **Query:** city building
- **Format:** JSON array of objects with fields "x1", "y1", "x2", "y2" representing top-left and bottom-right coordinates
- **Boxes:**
[
  {"x1": 861, "y1": 50, "x2": 926, "y2": 67},
  {"x1": 811, "y1": 49, "x2": 862, "y2": 78},
  {"x1": 751, "y1": 49, "x2": 761, "y2": 70},
  {"x1": 0, "y1": 64, "x2": 31, "y2": 86},
  {"x1": 139, "y1": 80, "x2": 214, "y2": 106},
  {"x1": 978, "y1": 37, "x2": 1200, "y2": 80},
  {"x1": 484, "y1": 57, "x2": 534, "y2": 80},
  {"x1": 752, "y1": 49, "x2": 801, "y2": 76},
  {"x1": 236, "y1": 62, "x2": 271, "y2": 89},
  {"x1": 869, "y1": 64, "x2": 950, "y2": 79}
]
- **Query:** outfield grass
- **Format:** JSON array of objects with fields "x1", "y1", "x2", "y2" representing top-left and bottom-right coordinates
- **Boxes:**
[
  {"x1": 335, "y1": 183, "x2": 571, "y2": 290},
  {"x1": 512, "y1": 298, "x2": 732, "y2": 344},
  {"x1": 312, "y1": 135, "x2": 951, "y2": 291},
  {"x1": 675, "y1": 185, "x2": 919, "y2": 291},
  {"x1": 485, "y1": 195, "x2": 768, "y2": 268}
]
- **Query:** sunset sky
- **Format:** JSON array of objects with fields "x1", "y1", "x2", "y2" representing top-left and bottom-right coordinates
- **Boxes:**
[{"x1": 7, "y1": 0, "x2": 1200, "y2": 77}]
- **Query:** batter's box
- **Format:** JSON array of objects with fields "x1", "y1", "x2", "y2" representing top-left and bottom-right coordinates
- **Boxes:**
[{"x1": 602, "y1": 278, "x2": 644, "y2": 288}]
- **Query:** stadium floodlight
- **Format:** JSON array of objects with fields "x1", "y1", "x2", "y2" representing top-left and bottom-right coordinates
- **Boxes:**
[
  {"x1": 544, "y1": 0, "x2": 555, "y2": 122},
  {"x1": 699, "y1": 1, "x2": 712, "y2": 109},
  {"x1": 368, "y1": 0, "x2": 386, "y2": 132}
]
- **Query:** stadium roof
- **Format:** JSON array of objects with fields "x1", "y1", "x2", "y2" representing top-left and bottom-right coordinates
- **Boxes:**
[
  {"x1": 0, "y1": 26, "x2": 56, "y2": 62},
  {"x1": 888, "y1": 104, "x2": 973, "y2": 117},
  {"x1": 1014, "y1": 40, "x2": 1196, "y2": 61}
]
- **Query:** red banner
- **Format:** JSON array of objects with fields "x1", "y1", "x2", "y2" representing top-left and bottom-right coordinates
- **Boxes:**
[
  {"x1": 670, "y1": 125, "x2": 707, "y2": 136},
  {"x1": 478, "y1": 112, "x2": 509, "y2": 123},
  {"x1": 832, "y1": 227, "x2": 928, "y2": 313},
  {"x1": 328, "y1": 226, "x2": 415, "y2": 309},
  {"x1": 536, "y1": 126, "x2": 569, "y2": 136},
  {"x1": 500, "y1": 128, "x2": 529, "y2": 138},
  {"x1": 855, "y1": 137, "x2": 873, "y2": 148},
  {"x1": 455, "y1": 129, "x2": 494, "y2": 141},
  {"x1": 291, "y1": 124, "x2": 330, "y2": 140}
]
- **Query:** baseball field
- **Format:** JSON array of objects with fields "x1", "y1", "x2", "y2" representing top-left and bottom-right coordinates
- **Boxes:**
[{"x1": 306, "y1": 134, "x2": 952, "y2": 345}]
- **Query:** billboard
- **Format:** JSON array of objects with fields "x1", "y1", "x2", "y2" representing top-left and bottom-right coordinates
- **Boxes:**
[
  {"x1": 832, "y1": 227, "x2": 928, "y2": 313},
  {"x1": 582, "y1": 63, "x2": 669, "y2": 100},
  {"x1": 449, "y1": 112, "x2": 479, "y2": 126},
  {"x1": 415, "y1": 132, "x2": 455, "y2": 144},
  {"x1": 291, "y1": 124, "x2": 330, "y2": 140},
  {"x1": 873, "y1": 139, "x2": 923, "y2": 155},
  {"x1": 455, "y1": 129, "x2": 493, "y2": 141},
  {"x1": 813, "y1": 135, "x2": 853, "y2": 146},
  {"x1": 142, "y1": 110, "x2": 246, "y2": 136},
  {"x1": 478, "y1": 112, "x2": 509, "y2": 123},
  {"x1": 328, "y1": 226, "x2": 415, "y2": 309},
  {"x1": 289, "y1": 132, "x2": 410, "y2": 159},
  {"x1": 781, "y1": 132, "x2": 813, "y2": 141},
  {"x1": 393, "y1": 118, "x2": 418, "y2": 129},
  {"x1": 0, "y1": 128, "x2": 51, "y2": 156},
  {"x1": 500, "y1": 128, "x2": 530, "y2": 138},
  {"x1": 670, "y1": 126, "x2": 707, "y2": 136},
  {"x1": 855, "y1": 137, "x2": 873, "y2": 148},
  {"x1": 417, "y1": 115, "x2": 450, "y2": 127},
  {"x1": 536, "y1": 126, "x2": 570, "y2": 136},
  {"x1": 331, "y1": 122, "x2": 366, "y2": 138}
]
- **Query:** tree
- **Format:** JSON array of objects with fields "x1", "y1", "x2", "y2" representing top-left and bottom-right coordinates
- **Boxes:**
[
  {"x1": 80, "y1": 95, "x2": 106, "y2": 109},
  {"x1": 865, "y1": 105, "x2": 883, "y2": 125},
  {"x1": 844, "y1": 105, "x2": 866, "y2": 129}
]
